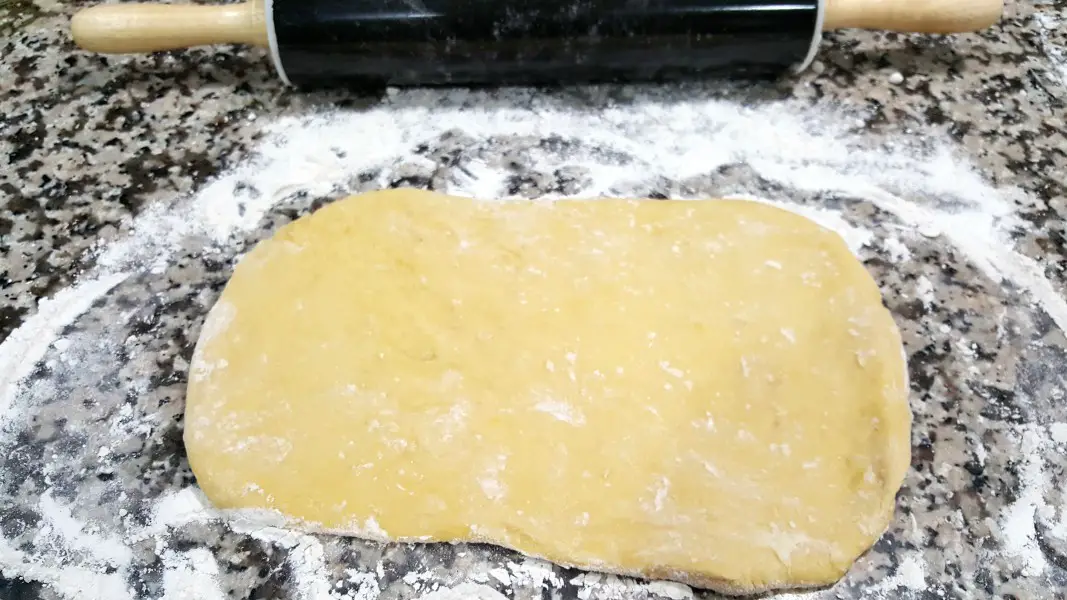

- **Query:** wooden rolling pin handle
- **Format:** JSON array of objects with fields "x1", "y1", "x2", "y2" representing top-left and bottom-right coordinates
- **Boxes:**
[
  {"x1": 70, "y1": 0, "x2": 269, "y2": 54},
  {"x1": 823, "y1": 0, "x2": 1004, "y2": 34}
]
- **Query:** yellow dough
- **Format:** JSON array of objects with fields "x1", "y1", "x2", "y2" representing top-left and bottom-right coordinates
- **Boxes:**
[{"x1": 185, "y1": 189, "x2": 911, "y2": 595}]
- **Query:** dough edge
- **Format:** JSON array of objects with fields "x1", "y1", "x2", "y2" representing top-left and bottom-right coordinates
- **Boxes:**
[{"x1": 210, "y1": 504, "x2": 875, "y2": 596}]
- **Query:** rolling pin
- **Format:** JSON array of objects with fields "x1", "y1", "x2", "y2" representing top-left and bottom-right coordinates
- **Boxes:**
[{"x1": 70, "y1": 0, "x2": 1003, "y2": 88}]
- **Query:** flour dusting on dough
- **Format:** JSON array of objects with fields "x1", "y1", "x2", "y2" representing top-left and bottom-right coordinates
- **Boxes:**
[
  {"x1": 437, "y1": 400, "x2": 470, "y2": 441},
  {"x1": 189, "y1": 300, "x2": 237, "y2": 382},
  {"x1": 479, "y1": 454, "x2": 509, "y2": 501},
  {"x1": 652, "y1": 477, "x2": 671, "y2": 512},
  {"x1": 197, "y1": 300, "x2": 237, "y2": 346},
  {"x1": 534, "y1": 397, "x2": 587, "y2": 425},
  {"x1": 224, "y1": 435, "x2": 293, "y2": 462}
]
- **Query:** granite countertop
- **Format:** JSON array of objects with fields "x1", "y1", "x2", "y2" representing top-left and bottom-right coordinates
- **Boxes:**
[{"x1": 2, "y1": 0, "x2": 1067, "y2": 598}]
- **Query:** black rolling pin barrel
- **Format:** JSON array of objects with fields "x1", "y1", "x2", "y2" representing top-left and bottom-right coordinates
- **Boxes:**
[
  {"x1": 70, "y1": 0, "x2": 1004, "y2": 88},
  {"x1": 276, "y1": 0, "x2": 816, "y2": 86}
]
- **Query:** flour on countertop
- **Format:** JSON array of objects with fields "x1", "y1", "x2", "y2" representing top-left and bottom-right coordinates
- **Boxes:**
[
  {"x1": 1, "y1": 86, "x2": 1064, "y2": 599},
  {"x1": 863, "y1": 555, "x2": 927, "y2": 598},
  {"x1": 38, "y1": 490, "x2": 134, "y2": 568},
  {"x1": 915, "y1": 276, "x2": 936, "y2": 310},
  {"x1": 0, "y1": 538, "x2": 135, "y2": 600},
  {"x1": 882, "y1": 237, "x2": 910, "y2": 262},
  {"x1": 416, "y1": 583, "x2": 509, "y2": 600},
  {"x1": 998, "y1": 424, "x2": 1066, "y2": 578},
  {"x1": 160, "y1": 548, "x2": 227, "y2": 600},
  {"x1": 1035, "y1": 9, "x2": 1067, "y2": 86},
  {"x1": 0, "y1": 272, "x2": 127, "y2": 437},
  {"x1": 568, "y1": 573, "x2": 700, "y2": 600}
]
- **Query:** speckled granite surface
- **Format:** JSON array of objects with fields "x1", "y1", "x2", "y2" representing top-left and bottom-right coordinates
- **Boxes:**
[{"x1": 2, "y1": 0, "x2": 1067, "y2": 598}]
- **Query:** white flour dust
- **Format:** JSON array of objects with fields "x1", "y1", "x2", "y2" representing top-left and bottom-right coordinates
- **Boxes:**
[
  {"x1": 999, "y1": 422, "x2": 1067, "y2": 578},
  {"x1": 0, "y1": 273, "x2": 127, "y2": 439},
  {"x1": 0, "y1": 87, "x2": 1063, "y2": 599},
  {"x1": 159, "y1": 548, "x2": 228, "y2": 600},
  {"x1": 1035, "y1": 7, "x2": 1067, "y2": 86}
]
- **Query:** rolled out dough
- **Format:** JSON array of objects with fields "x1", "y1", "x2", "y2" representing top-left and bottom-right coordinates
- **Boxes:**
[{"x1": 185, "y1": 189, "x2": 911, "y2": 595}]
